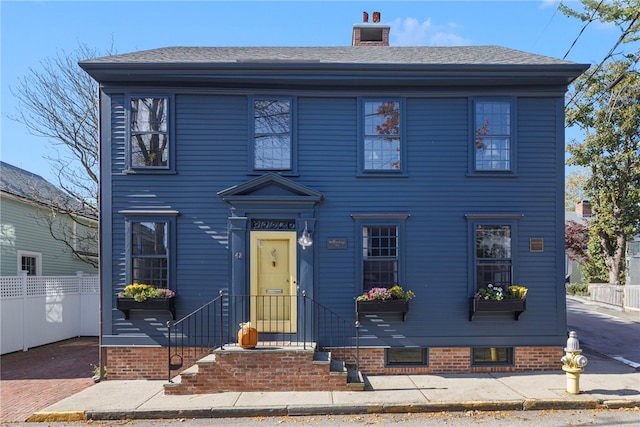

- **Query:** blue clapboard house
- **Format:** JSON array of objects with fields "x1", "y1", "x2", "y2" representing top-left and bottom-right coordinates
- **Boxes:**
[{"x1": 80, "y1": 18, "x2": 588, "y2": 384}]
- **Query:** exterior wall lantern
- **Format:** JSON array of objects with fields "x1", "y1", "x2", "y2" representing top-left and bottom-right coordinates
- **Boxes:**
[{"x1": 298, "y1": 221, "x2": 313, "y2": 249}]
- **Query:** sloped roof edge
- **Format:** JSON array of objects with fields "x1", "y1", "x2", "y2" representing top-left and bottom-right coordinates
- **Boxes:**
[{"x1": 218, "y1": 173, "x2": 323, "y2": 203}]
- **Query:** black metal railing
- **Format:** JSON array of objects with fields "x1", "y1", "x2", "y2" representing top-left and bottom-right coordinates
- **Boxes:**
[{"x1": 166, "y1": 289, "x2": 359, "y2": 382}]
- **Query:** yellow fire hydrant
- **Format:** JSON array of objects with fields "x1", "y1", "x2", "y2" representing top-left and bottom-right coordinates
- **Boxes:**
[{"x1": 561, "y1": 330, "x2": 588, "y2": 394}]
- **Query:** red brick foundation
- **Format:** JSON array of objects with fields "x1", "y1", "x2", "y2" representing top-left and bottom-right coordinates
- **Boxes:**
[
  {"x1": 105, "y1": 346, "x2": 208, "y2": 380},
  {"x1": 331, "y1": 346, "x2": 563, "y2": 375},
  {"x1": 106, "y1": 345, "x2": 563, "y2": 381}
]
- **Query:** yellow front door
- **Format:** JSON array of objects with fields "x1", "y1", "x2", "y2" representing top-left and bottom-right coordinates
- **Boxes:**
[{"x1": 250, "y1": 231, "x2": 297, "y2": 333}]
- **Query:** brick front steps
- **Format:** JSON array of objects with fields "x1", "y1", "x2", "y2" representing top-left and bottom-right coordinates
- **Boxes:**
[{"x1": 164, "y1": 343, "x2": 364, "y2": 395}]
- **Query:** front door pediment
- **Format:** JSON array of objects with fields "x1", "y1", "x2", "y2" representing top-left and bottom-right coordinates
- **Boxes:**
[{"x1": 218, "y1": 173, "x2": 323, "y2": 207}]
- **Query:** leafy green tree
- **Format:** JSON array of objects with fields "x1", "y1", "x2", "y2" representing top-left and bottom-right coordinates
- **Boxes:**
[
  {"x1": 565, "y1": 169, "x2": 589, "y2": 211},
  {"x1": 562, "y1": 0, "x2": 640, "y2": 284},
  {"x1": 566, "y1": 60, "x2": 639, "y2": 284},
  {"x1": 583, "y1": 222, "x2": 619, "y2": 283},
  {"x1": 559, "y1": 0, "x2": 640, "y2": 42}
]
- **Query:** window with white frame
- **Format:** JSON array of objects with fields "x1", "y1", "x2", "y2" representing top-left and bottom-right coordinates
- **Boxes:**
[
  {"x1": 128, "y1": 96, "x2": 170, "y2": 169},
  {"x1": 362, "y1": 99, "x2": 402, "y2": 172},
  {"x1": 473, "y1": 99, "x2": 512, "y2": 171},
  {"x1": 252, "y1": 98, "x2": 293, "y2": 170},
  {"x1": 17, "y1": 250, "x2": 41, "y2": 275},
  {"x1": 475, "y1": 224, "x2": 512, "y2": 291}
]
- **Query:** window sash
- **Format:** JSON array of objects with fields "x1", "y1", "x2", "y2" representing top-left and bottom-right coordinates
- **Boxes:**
[
  {"x1": 477, "y1": 260, "x2": 512, "y2": 289},
  {"x1": 131, "y1": 257, "x2": 168, "y2": 288},
  {"x1": 475, "y1": 137, "x2": 510, "y2": 170},
  {"x1": 475, "y1": 225, "x2": 512, "y2": 290},
  {"x1": 363, "y1": 260, "x2": 398, "y2": 289},
  {"x1": 363, "y1": 225, "x2": 398, "y2": 290},
  {"x1": 21, "y1": 256, "x2": 37, "y2": 275},
  {"x1": 474, "y1": 100, "x2": 511, "y2": 171},
  {"x1": 129, "y1": 97, "x2": 169, "y2": 169},
  {"x1": 131, "y1": 221, "x2": 168, "y2": 288},
  {"x1": 253, "y1": 99, "x2": 292, "y2": 170},
  {"x1": 363, "y1": 100, "x2": 401, "y2": 171}
]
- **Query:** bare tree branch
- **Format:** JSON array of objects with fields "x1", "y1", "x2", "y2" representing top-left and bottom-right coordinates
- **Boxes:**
[{"x1": 8, "y1": 43, "x2": 112, "y2": 268}]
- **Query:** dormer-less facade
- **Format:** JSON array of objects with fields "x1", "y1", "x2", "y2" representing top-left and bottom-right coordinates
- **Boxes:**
[{"x1": 81, "y1": 18, "x2": 588, "y2": 380}]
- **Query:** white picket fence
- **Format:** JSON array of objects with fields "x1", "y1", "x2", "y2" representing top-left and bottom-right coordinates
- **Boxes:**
[
  {"x1": 0, "y1": 272, "x2": 99, "y2": 355},
  {"x1": 588, "y1": 284, "x2": 640, "y2": 312}
]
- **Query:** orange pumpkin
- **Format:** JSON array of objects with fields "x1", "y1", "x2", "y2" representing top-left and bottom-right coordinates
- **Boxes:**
[{"x1": 238, "y1": 325, "x2": 258, "y2": 349}]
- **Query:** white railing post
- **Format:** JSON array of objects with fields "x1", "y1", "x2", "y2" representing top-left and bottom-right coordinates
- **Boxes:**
[
  {"x1": 18, "y1": 271, "x2": 28, "y2": 351},
  {"x1": 76, "y1": 271, "x2": 84, "y2": 337}
]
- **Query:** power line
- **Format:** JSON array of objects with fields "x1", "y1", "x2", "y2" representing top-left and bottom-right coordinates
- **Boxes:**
[
  {"x1": 532, "y1": 0, "x2": 562, "y2": 48},
  {"x1": 563, "y1": 0, "x2": 606, "y2": 60},
  {"x1": 565, "y1": 11, "x2": 640, "y2": 112}
]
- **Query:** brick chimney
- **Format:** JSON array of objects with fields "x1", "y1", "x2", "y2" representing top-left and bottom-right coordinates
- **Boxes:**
[
  {"x1": 352, "y1": 11, "x2": 390, "y2": 46},
  {"x1": 575, "y1": 200, "x2": 592, "y2": 217}
]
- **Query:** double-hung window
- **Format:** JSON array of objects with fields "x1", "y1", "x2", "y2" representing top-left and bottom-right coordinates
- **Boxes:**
[
  {"x1": 252, "y1": 97, "x2": 294, "y2": 172},
  {"x1": 127, "y1": 218, "x2": 173, "y2": 289},
  {"x1": 127, "y1": 95, "x2": 173, "y2": 171},
  {"x1": 361, "y1": 99, "x2": 404, "y2": 174},
  {"x1": 354, "y1": 214, "x2": 408, "y2": 293},
  {"x1": 363, "y1": 225, "x2": 398, "y2": 290},
  {"x1": 475, "y1": 224, "x2": 512, "y2": 291},
  {"x1": 473, "y1": 99, "x2": 514, "y2": 172}
]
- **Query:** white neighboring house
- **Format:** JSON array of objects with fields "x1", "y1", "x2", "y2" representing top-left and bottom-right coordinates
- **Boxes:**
[{"x1": 628, "y1": 235, "x2": 640, "y2": 286}]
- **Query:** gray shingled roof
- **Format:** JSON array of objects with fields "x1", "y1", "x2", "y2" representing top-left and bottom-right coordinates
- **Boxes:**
[
  {"x1": 1, "y1": 161, "x2": 97, "y2": 219},
  {"x1": 82, "y1": 45, "x2": 576, "y2": 66},
  {"x1": 79, "y1": 45, "x2": 590, "y2": 87},
  {"x1": 0, "y1": 161, "x2": 64, "y2": 203}
]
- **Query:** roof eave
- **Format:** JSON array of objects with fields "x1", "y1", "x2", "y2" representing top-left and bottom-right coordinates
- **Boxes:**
[{"x1": 80, "y1": 62, "x2": 589, "y2": 87}]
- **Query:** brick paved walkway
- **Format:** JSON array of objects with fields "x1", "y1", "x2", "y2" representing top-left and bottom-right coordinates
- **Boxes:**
[{"x1": 0, "y1": 337, "x2": 98, "y2": 423}]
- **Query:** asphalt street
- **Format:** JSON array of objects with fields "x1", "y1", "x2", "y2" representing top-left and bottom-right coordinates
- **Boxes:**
[{"x1": 566, "y1": 296, "x2": 640, "y2": 369}]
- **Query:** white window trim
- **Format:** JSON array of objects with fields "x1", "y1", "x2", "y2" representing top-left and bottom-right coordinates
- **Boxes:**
[{"x1": 17, "y1": 250, "x2": 42, "y2": 276}]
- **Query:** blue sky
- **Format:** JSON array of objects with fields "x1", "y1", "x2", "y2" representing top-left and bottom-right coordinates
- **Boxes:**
[{"x1": 0, "y1": 0, "x2": 630, "y2": 184}]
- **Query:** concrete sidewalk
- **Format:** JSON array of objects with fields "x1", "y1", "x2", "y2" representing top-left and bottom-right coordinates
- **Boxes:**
[{"x1": 29, "y1": 349, "x2": 640, "y2": 422}]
